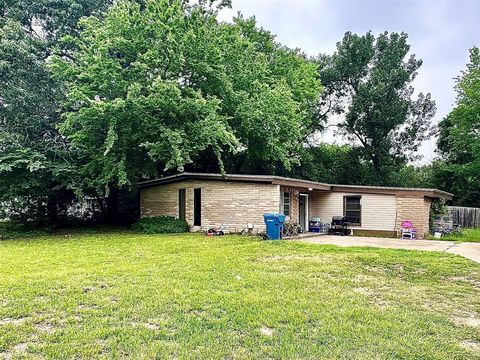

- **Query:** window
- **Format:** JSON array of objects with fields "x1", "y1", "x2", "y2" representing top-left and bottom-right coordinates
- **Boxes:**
[
  {"x1": 178, "y1": 189, "x2": 186, "y2": 220},
  {"x1": 344, "y1": 196, "x2": 361, "y2": 225},
  {"x1": 193, "y1": 188, "x2": 201, "y2": 226},
  {"x1": 281, "y1": 192, "x2": 291, "y2": 216}
]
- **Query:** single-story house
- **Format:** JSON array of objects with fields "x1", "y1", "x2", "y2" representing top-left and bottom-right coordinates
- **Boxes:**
[{"x1": 139, "y1": 172, "x2": 452, "y2": 238}]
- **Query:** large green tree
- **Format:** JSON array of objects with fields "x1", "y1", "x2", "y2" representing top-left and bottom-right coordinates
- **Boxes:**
[
  {"x1": 435, "y1": 47, "x2": 480, "y2": 206},
  {"x1": 0, "y1": 20, "x2": 65, "y2": 223},
  {"x1": 51, "y1": 0, "x2": 322, "y2": 193},
  {"x1": 0, "y1": 0, "x2": 111, "y2": 223},
  {"x1": 316, "y1": 32, "x2": 435, "y2": 184}
]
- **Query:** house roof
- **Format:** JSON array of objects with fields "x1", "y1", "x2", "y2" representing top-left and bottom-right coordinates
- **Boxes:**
[
  {"x1": 138, "y1": 172, "x2": 331, "y2": 191},
  {"x1": 330, "y1": 184, "x2": 453, "y2": 200},
  {"x1": 138, "y1": 172, "x2": 453, "y2": 200}
]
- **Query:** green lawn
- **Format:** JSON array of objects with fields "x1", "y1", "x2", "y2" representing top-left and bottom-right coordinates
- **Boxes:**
[{"x1": 1, "y1": 232, "x2": 480, "y2": 359}]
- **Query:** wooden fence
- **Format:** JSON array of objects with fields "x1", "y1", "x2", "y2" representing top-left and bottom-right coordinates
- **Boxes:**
[{"x1": 449, "y1": 206, "x2": 480, "y2": 228}]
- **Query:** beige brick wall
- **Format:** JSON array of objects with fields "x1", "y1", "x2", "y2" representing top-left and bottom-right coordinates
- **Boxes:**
[
  {"x1": 140, "y1": 180, "x2": 280, "y2": 233},
  {"x1": 396, "y1": 196, "x2": 432, "y2": 238}
]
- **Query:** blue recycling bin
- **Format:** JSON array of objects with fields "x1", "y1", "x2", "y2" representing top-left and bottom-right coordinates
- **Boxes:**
[{"x1": 263, "y1": 213, "x2": 286, "y2": 240}]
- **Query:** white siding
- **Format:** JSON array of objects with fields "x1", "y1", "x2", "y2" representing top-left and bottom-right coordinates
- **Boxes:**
[{"x1": 311, "y1": 192, "x2": 397, "y2": 231}]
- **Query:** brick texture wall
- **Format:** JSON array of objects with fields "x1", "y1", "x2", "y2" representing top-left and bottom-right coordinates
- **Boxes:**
[
  {"x1": 141, "y1": 180, "x2": 280, "y2": 234},
  {"x1": 280, "y1": 186, "x2": 300, "y2": 223},
  {"x1": 396, "y1": 196, "x2": 432, "y2": 238}
]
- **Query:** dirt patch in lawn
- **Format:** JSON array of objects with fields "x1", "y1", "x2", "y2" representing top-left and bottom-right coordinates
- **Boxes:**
[
  {"x1": 353, "y1": 287, "x2": 374, "y2": 296},
  {"x1": 76, "y1": 304, "x2": 100, "y2": 311},
  {"x1": 353, "y1": 274, "x2": 378, "y2": 282},
  {"x1": 444, "y1": 276, "x2": 480, "y2": 288},
  {"x1": 260, "y1": 326, "x2": 274, "y2": 337},
  {"x1": 352, "y1": 287, "x2": 390, "y2": 309},
  {"x1": 1, "y1": 342, "x2": 29, "y2": 360},
  {"x1": 460, "y1": 340, "x2": 480, "y2": 351},
  {"x1": 130, "y1": 321, "x2": 160, "y2": 331},
  {"x1": 35, "y1": 321, "x2": 56, "y2": 334},
  {"x1": 364, "y1": 265, "x2": 388, "y2": 274},
  {"x1": 454, "y1": 316, "x2": 480, "y2": 328},
  {"x1": 259, "y1": 255, "x2": 337, "y2": 263},
  {"x1": 0, "y1": 317, "x2": 30, "y2": 326},
  {"x1": 82, "y1": 283, "x2": 109, "y2": 294}
]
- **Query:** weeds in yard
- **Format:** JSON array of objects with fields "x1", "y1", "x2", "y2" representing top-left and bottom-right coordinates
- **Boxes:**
[{"x1": 431, "y1": 228, "x2": 480, "y2": 243}]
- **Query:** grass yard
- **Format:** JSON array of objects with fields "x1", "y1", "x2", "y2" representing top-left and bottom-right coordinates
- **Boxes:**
[
  {"x1": 1, "y1": 232, "x2": 480, "y2": 359},
  {"x1": 435, "y1": 228, "x2": 480, "y2": 243}
]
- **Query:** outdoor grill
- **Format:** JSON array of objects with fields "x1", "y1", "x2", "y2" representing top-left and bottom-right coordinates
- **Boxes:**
[{"x1": 329, "y1": 216, "x2": 349, "y2": 236}]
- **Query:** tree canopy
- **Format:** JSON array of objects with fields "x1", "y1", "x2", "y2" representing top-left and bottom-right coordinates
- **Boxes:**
[
  {"x1": 435, "y1": 47, "x2": 480, "y2": 206},
  {"x1": 0, "y1": 0, "x2": 112, "y2": 42},
  {"x1": 0, "y1": 0, "x2": 112, "y2": 223},
  {"x1": 316, "y1": 32, "x2": 435, "y2": 184},
  {"x1": 51, "y1": 0, "x2": 322, "y2": 193}
]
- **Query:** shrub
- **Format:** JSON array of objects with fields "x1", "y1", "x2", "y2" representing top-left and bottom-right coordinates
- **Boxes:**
[
  {"x1": 132, "y1": 216, "x2": 189, "y2": 234},
  {"x1": 0, "y1": 222, "x2": 49, "y2": 240}
]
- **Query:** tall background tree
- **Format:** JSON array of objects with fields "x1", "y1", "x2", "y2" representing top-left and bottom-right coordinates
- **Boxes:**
[
  {"x1": 312, "y1": 31, "x2": 436, "y2": 185},
  {"x1": 0, "y1": 1, "x2": 112, "y2": 224},
  {"x1": 434, "y1": 47, "x2": 480, "y2": 206}
]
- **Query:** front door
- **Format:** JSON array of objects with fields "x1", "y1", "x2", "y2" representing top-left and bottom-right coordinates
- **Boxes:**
[{"x1": 299, "y1": 194, "x2": 308, "y2": 231}]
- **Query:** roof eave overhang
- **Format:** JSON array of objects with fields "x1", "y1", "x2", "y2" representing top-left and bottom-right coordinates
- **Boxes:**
[
  {"x1": 271, "y1": 178, "x2": 330, "y2": 191},
  {"x1": 139, "y1": 173, "x2": 332, "y2": 190},
  {"x1": 428, "y1": 191, "x2": 453, "y2": 201},
  {"x1": 331, "y1": 185, "x2": 453, "y2": 200},
  {"x1": 138, "y1": 172, "x2": 276, "y2": 189}
]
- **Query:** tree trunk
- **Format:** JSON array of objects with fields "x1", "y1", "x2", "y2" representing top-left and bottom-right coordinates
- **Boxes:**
[
  {"x1": 46, "y1": 194, "x2": 59, "y2": 227},
  {"x1": 371, "y1": 151, "x2": 383, "y2": 184},
  {"x1": 372, "y1": 154, "x2": 380, "y2": 173}
]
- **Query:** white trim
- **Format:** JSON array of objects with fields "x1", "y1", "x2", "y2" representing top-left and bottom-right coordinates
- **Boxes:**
[{"x1": 299, "y1": 193, "x2": 309, "y2": 230}]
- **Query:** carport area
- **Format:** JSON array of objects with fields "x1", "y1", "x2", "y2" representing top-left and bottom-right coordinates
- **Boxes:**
[{"x1": 294, "y1": 235, "x2": 480, "y2": 263}]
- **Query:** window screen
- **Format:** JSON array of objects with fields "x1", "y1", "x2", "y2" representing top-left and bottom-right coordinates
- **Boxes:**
[
  {"x1": 344, "y1": 196, "x2": 361, "y2": 225},
  {"x1": 194, "y1": 188, "x2": 201, "y2": 226},
  {"x1": 178, "y1": 189, "x2": 186, "y2": 220}
]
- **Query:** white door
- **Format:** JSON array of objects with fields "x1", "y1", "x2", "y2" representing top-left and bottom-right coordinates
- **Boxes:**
[{"x1": 299, "y1": 194, "x2": 309, "y2": 231}]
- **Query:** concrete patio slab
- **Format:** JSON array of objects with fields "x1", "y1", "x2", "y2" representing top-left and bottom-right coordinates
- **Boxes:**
[{"x1": 294, "y1": 235, "x2": 480, "y2": 263}]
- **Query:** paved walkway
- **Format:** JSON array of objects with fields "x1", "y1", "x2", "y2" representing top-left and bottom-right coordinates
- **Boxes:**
[{"x1": 295, "y1": 235, "x2": 480, "y2": 263}]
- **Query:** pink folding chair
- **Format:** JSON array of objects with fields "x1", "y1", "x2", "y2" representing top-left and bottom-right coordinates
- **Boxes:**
[{"x1": 400, "y1": 220, "x2": 416, "y2": 239}]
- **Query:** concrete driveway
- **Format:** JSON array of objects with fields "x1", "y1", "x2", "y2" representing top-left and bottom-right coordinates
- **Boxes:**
[{"x1": 296, "y1": 235, "x2": 480, "y2": 263}]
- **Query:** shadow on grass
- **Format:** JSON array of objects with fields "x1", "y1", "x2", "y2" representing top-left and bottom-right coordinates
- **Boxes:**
[{"x1": 0, "y1": 222, "x2": 129, "y2": 241}]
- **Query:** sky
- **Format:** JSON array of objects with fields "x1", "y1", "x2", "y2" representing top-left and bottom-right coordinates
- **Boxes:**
[{"x1": 218, "y1": 0, "x2": 480, "y2": 164}]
